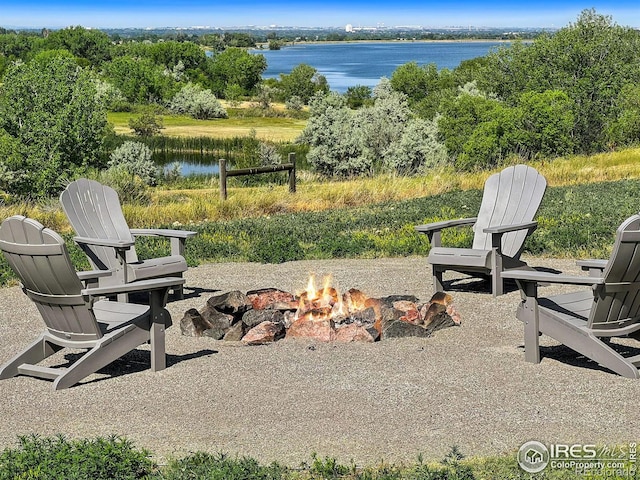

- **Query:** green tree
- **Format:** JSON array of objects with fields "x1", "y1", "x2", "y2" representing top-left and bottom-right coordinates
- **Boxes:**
[
  {"x1": 480, "y1": 9, "x2": 640, "y2": 153},
  {"x1": 206, "y1": 47, "x2": 267, "y2": 97},
  {"x1": 344, "y1": 85, "x2": 372, "y2": 109},
  {"x1": 515, "y1": 90, "x2": 575, "y2": 158},
  {"x1": 277, "y1": 63, "x2": 329, "y2": 104},
  {"x1": 0, "y1": 52, "x2": 108, "y2": 198},
  {"x1": 606, "y1": 84, "x2": 640, "y2": 148},
  {"x1": 45, "y1": 25, "x2": 112, "y2": 66},
  {"x1": 103, "y1": 55, "x2": 178, "y2": 104}
]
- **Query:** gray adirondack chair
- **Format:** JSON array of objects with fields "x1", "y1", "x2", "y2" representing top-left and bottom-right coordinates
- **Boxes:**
[
  {"x1": 502, "y1": 214, "x2": 640, "y2": 378},
  {"x1": 0, "y1": 216, "x2": 185, "y2": 390},
  {"x1": 415, "y1": 165, "x2": 547, "y2": 297},
  {"x1": 60, "y1": 178, "x2": 196, "y2": 299}
]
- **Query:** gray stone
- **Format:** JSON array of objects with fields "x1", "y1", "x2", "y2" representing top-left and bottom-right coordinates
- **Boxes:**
[
  {"x1": 242, "y1": 309, "x2": 284, "y2": 329},
  {"x1": 206, "y1": 290, "x2": 251, "y2": 315}
]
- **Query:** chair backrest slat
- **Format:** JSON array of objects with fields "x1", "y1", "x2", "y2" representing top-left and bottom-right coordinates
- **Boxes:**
[
  {"x1": 0, "y1": 216, "x2": 102, "y2": 340},
  {"x1": 60, "y1": 179, "x2": 138, "y2": 271},
  {"x1": 473, "y1": 165, "x2": 547, "y2": 257},
  {"x1": 590, "y1": 214, "x2": 640, "y2": 330}
]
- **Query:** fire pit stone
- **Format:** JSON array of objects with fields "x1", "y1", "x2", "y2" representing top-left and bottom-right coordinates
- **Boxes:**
[{"x1": 180, "y1": 274, "x2": 461, "y2": 344}]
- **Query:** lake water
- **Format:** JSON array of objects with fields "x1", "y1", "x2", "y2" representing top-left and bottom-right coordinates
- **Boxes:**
[{"x1": 251, "y1": 41, "x2": 506, "y2": 93}]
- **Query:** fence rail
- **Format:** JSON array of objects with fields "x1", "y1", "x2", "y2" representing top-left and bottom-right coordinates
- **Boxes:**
[{"x1": 219, "y1": 153, "x2": 296, "y2": 200}]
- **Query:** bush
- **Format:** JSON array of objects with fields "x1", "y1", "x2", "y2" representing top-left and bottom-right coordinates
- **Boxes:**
[
  {"x1": 108, "y1": 140, "x2": 159, "y2": 186},
  {"x1": 0, "y1": 434, "x2": 155, "y2": 480},
  {"x1": 169, "y1": 83, "x2": 228, "y2": 120},
  {"x1": 0, "y1": 52, "x2": 108, "y2": 198},
  {"x1": 128, "y1": 112, "x2": 164, "y2": 137},
  {"x1": 160, "y1": 451, "x2": 287, "y2": 480}
]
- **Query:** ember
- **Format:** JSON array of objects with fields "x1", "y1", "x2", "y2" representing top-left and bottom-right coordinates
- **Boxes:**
[{"x1": 180, "y1": 273, "x2": 461, "y2": 344}]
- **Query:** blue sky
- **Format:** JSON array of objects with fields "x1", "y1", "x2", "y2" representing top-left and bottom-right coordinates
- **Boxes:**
[{"x1": 2, "y1": 0, "x2": 639, "y2": 29}]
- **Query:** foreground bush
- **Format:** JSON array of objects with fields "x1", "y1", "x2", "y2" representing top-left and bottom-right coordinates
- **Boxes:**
[
  {"x1": 0, "y1": 434, "x2": 155, "y2": 479},
  {"x1": 0, "y1": 436, "x2": 619, "y2": 479}
]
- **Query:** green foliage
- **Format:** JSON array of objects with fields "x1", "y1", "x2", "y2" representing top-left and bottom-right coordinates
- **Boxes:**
[
  {"x1": 300, "y1": 84, "x2": 448, "y2": 177},
  {"x1": 160, "y1": 451, "x2": 287, "y2": 479},
  {"x1": 606, "y1": 84, "x2": 640, "y2": 148},
  {"x1": 0, "y1": 52, "x2": 108, "y2": 198},
  {"x1": 276, "y1": 63, "x2": 330, "y2": 104},
  {"x1": 385, "y1": 118, "x2": 448, "y2": 174},
  {"x1": 298, "y1": 92, "x2": 366, "y2": 176},
  {"x1": 168, "y1": 83, "x2": 227, "y2": 119},
  {"x1": 0, "y1": 434, "x2": 155, "y2": 479},
  {"x1": 390, "y1": 61, "x2": 439, "y2": 104},
  {"x1": 103, "y1": 55, "x2": 178, "y2": 104},
  {"x1": 128, "y1": 112, "x2": 164, "y2": 137},
  {"x1": 478, "y1": 9, "x2": 640, "y2": 153},
  {"x1": 206, "y1": 47, "x2": 267, "y2": 97},
  {"x1": 108, "y1": 140, "x2": 160, "y2": 186},
  {"x1": 285, "y1": 95, "x2": 304, "y2": 112},
  {"x1": 44, "y1": 26, "x2": 112, "y2": 66},
  {"x1": 345, "y1": 85, "x2": 373, "y2": 109}
]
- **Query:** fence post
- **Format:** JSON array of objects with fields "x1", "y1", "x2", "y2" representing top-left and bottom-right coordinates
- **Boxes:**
[
  {"x1": 288, "y1": 152, "x2": 296, "y2": 193},
  {"x1": 219, "y1": 158, "x2": 227, "y2": 200}
]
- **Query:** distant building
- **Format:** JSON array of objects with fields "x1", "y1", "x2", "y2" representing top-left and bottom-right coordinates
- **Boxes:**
[{"x1": 345, "y1": 24, "x2": 353, "y2": 32}]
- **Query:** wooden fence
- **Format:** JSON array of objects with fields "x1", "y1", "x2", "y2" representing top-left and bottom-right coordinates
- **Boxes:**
[{"x1": 219, "y1": 153, "x2": 296, "y2": 200}]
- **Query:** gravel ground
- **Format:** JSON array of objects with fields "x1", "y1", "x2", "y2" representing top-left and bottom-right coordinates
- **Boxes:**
[{"x1": 0, "y1": 255, "x2": 639, "y2": 466}]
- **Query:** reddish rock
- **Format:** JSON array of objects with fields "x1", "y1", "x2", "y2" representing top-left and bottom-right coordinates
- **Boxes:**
[
  {"x1": 286, "y1": 316, "x2": 335, "y2": 342},
  {"x1": 446, "y1": 304, "x2": 462, "y2": 325},
  {"x1": 334, "y1": 324, "x2": 377, "y2": 343},
  {"x1": 242, "y1": 321, "x2": 285, "y2": 345},
  {"x1": 247, "y1": 288, "x2": 296, "y2": 310}
]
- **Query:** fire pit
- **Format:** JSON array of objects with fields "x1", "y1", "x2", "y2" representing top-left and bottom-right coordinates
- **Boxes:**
[{"x1": 180, "y1": 273, "x2": 461, "y2": 344}]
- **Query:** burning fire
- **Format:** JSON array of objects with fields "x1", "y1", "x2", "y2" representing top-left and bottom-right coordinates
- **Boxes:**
[{"x1": 294, "y1": 273, "x2": 371, "y2": 323}]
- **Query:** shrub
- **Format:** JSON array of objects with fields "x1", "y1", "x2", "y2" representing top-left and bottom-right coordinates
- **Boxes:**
[
  {"x1": 0, "y1": 52, "x2": 108, "y2": 198},
  {"x1": 128, "y1": 112, "x2": 164, "y2": 137},
  {"x1": 108, "y1": 140, "x2": 159, "y2": 186},
  {"x1": 169, "y1": 83, "x2": 228, "y2": 119},
  {"x1": 0, "y1": 434, "x2": 155, "y2": 479},
  {"x1": 285, "y1": 95, "x2": 304, "y2": 112},
  {"x1": 384, "y1": 117, "x2": 448, "y2": 174},
  {"x1": 160, "y1": 451, "x2": 288, "y2": 480}
]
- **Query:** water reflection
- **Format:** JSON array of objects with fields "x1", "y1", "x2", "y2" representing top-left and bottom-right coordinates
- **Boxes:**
[{"x1": 154, "y1": 152, "x2": 222, "y2": 177}]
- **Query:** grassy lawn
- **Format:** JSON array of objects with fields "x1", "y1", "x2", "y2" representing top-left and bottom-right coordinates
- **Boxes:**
[{"x1": 107, "y1": 111, "x2": 306, "y2": 142}]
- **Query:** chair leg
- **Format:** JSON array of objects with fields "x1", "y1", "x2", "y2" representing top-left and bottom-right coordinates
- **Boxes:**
[
  {"x1": 53, "y1": 324, "x2": 150, "y2": 390},
  {"x1": 522, "y1": 291, "x2": 541, "y2": 364},
  {"x1": 0, "y1": 335, "x2": 62, "y2": 380},
  {"x1": 566, "y1": 334, "x2": 640, "y2": 379},
  {"x1": 432, "y1": 265, "x2": 444, "y2": 292}
]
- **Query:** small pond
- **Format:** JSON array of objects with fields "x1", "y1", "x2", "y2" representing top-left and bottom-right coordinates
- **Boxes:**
[{"x1": 154, "y1": 152, "x2": 222, "y2": 177}]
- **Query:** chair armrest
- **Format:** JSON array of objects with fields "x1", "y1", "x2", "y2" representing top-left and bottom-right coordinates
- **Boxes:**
[
  {"x1": 130, "y1": 228, "x2": 197, "y2": 239},
  {"x1": 74, "y1": 236, "x2": 134, "y2": 249},
  {"x1": 415, "y1": 217, "x2": 477, "y2": 234},
  {"x1": 483, "y1": 221, "x2": 538, "y2": 235},
  {"x1": 577, "y1": 259, "x2": 607, "y2": 277},
  {"x1": 77, "y1": 270, "x2": 113, "y2": 282},
  {"x1": 501, "y1": 270, "x2": 604, "y2": 286},
  {"x1": 82, "y1": 277, "x2": 186, "y2": 298},
  {"x1": 76, "y1": 270, "x2": 113, "y2": 289},
  {"x1": 415, "y1": 218, "x2": 477, "y2": 248},
  {"x1": 130, "y1": 229, "x2": 197, "y2": 257}
]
